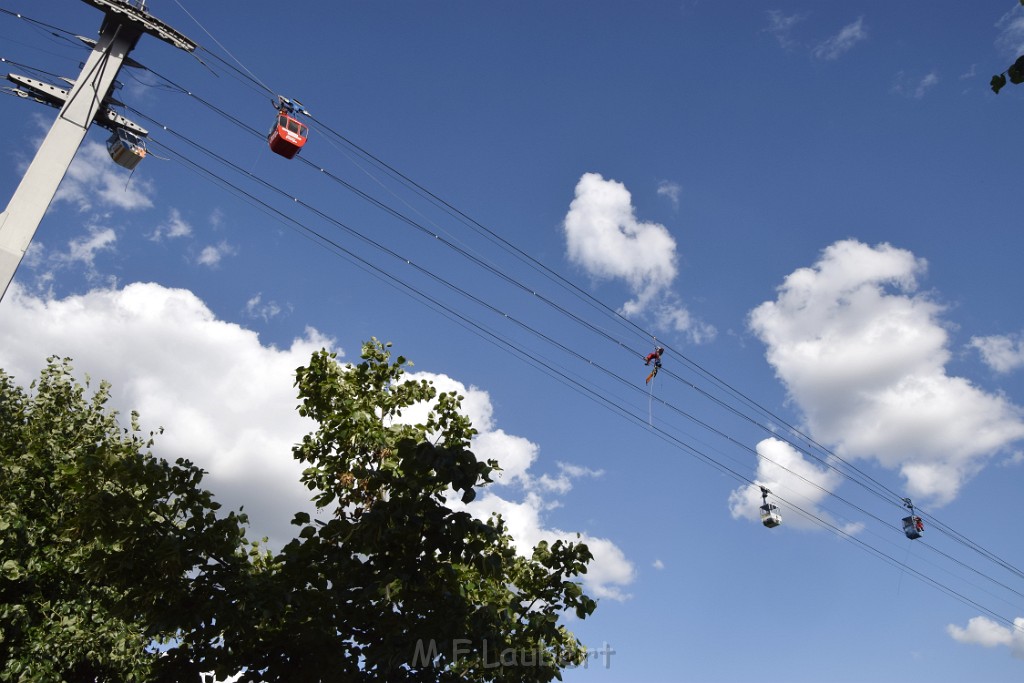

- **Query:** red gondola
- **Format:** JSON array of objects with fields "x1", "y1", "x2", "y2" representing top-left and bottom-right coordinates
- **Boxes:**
[{"x1": 268, "y1": 108, "x2": 308, "y2": 159}]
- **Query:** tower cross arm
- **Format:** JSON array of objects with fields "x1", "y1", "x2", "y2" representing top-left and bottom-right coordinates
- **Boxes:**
[
  {"x1": 80, "y1": 0, "x2": 197, "y2": 52},
  {"x1": 5, "y1": 74, "x2": 148, "y2": 135}
]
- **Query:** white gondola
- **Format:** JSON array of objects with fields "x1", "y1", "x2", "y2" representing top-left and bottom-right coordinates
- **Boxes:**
[
  {"x1": 760, "y1": 486, "x2": 782, "y2": 528},
  {"x1": 107, "y1": 129, "x2": 147, "y2": 170}
]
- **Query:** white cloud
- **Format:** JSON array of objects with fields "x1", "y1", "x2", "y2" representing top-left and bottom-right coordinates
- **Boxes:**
[
  {"x1": 749, "y1": 240, "x2": 1024, "y2": 505},
  {"x1": 392, "y1": 370, "x2": 633, "y2": 599},
  {"x1": 21, "y1": 224, "x2": 118, "y2": 290},
  {"x1": 418, "y1": 383, "x2": 606, "y2": 496},
  {"x1": 892, "y1": 70, "x2": 941, "y2": 99},
  {"x1": 475, "y1": 428, "x2": 538, "y2": 485},
  {"x1": 151, "y1": 208, "x2": 193, "y2": 241},
  {"x1": 653, "y1": 299, "x2": 717, "y2": 342},
  {"x1": 0, "y1": 282, "x2": 634, "y2": 600},
  {"x1": 354, "y1": 368, "x2": 633, "y2": 600},
  {"x1": 0, "y1": 282, "x2": 330, "y2": 544},
  {"x1": 996, "y1": 5, "x2": 1024, "y2": 59},
  {"x1": 813, "y1": 17, "x2": 867, "y2": 61},
  {"x1": 465, "y1": 491, "x2": 635, "y2": 601},
  {"x1": 564, "y1": 172, "x2": 677, "y2": 314},
  {"x1": 536, "y1": 473, "x2": 573, "y2": 495},
  {"x1": 563, "y1": 173, "x2": 713, "y2": 342},
  {"x1": 558, "y1": 462, "x2": 605, "y2": 479},
  {"x1": 728, "y1": 437, "x2": 861, "y2": 533},
  {"x1": 55, "y1": 140, "x2": 154, "y2": 212},
  {"x1": 25, "y1": 224, "x2": 116, "y2": 270},
  {"x1": 61, "y1": 225, "x2": 117, "y2": 268},
  {"x1": 1001, "y1": 450, "x2": 1024, "y2": 467},
  {"x1": 764, "y1": 10, "x2": 805, "y2": 50},
  {"x1": 196, "y1": 241, "x2": 236, "y2": 267},
  {"x1": 656, "y1": 180, "x2": 682, "y2": 209},
  {"x1": 652, "y1": 559, "x2": 665, "y2": 570},
  {"x1": 915, "y1": 71, "x2": 939, "y2": 98},
  {"x1": 970, "y1": 333, "x2": 1024, "y2": 374},
  {"x1": 535, "y1": 461, "x2": 604, "y2": 495},
  {"x1": 245, "y1": 293, "x2": 284, "y2": 322},
  {"x1": 947, "y1": 616, "x2": 1024, "y2": 660}
]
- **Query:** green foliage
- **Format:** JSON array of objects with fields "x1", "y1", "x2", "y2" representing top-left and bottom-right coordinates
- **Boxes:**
[
  {"x1": 991, "y1": 72, "x2": 1007, "y2": 94},
  {"x1": 0, "y1": 342, "x2": 596, "y2": 682},
  {"x1": 991, "y1": 55, "x2": 1024, "y2": 93},
  {"x1": 0, "y1": 357, "x2": 250, "y2": 681},
  {"x1": 216, "y1": 339, "x2": 597, "y2": 682},
  {"x1": 998, "y1": 4, "x2": 1024, "y2": 92}
]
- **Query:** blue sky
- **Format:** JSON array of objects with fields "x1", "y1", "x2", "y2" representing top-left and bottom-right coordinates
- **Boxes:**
[{"x1": 2, "y1": 1, "x2": 1024, "y2": 681}]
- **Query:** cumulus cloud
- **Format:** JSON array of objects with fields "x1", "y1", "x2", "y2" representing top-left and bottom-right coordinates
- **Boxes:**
[
  {"x1": 563, "y1": 173, "x2": 713, "y2": 342},
  {"x1": 0, "y1": 282, "x2": 634, "y2": 600},
  {"x1": 813, "y1": 17, "x2": 867, "y2": 61},
  {"x1": 463, "y1": 491, "x2": 635, "y2": 601},
  {"x1": 728, "y1": 437, "x2": 861, "y2": 533},
  {"x1": 564, "y1": 173, "x2": 676, "y2": 314},
  {"x1": 749, "y1": 240, "x2": 1024, "y2": 505},
  {"x1": 970, "y1": 333, "x2": 1024, "y2": 374},
  {"x1": 55, "y1": 140, "x2": 154, "y2": 212},
  {"x1": 0, "y1": 283, "x2": 330, "y2": 543},
  {"x1": 947, "y1": 616, "x2": 1024, "y2": 660}
]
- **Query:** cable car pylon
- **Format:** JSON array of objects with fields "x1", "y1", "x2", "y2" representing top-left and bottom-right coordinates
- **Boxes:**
[{"x1": 0, "y1": 0, "x2": 196, "y2": 302}]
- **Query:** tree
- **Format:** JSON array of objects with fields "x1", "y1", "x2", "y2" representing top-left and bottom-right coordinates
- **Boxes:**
[
  {"x1": 0, "y1": 358, "x2": 251, "y2": 682},
  {"x1": 991, "y1": 1, "x2": 1024, "y2": 93},
  {"x1": 1, "y1": 343, "x2": 597, "y2": 682},
  {"x1": 208, "y1": 339, "x2": 597, "y2": 682}
]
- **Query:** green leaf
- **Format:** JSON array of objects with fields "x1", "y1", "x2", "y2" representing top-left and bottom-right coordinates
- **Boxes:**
[{"x1": 2, "y1": 559, "x2": 22, "y2": 580}]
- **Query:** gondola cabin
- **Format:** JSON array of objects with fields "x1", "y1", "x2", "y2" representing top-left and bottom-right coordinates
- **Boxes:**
[
  {"x1": 760, "y1": 502, "x2": 782, "y2": 528},
  {"x1": 902, "y1": 515, "x2": 923, "y2": 540},
  {"x1": 901, "y1": 498, "x2": 923, "y2": 539},
  {"x1": 107, "y1": 129, "x2": 146, "y2": 170},
  {"x1": 759, "y1": 485, "x2": 782, "y2": 528},
  {"x1": 268, "y1": 111, "x2": 308, "y2": 159}
]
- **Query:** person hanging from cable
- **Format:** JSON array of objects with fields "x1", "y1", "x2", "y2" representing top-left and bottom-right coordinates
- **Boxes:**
[
  {"x1": 644, "y1": 345, "x2": 665, "y2": 384},
  {"x1": 644, "y1": 346, "x2": 664, "y2": 366}
]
